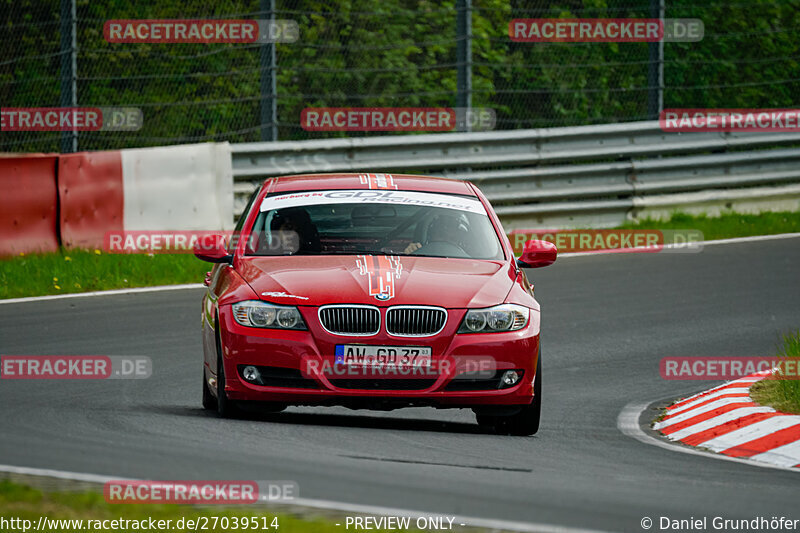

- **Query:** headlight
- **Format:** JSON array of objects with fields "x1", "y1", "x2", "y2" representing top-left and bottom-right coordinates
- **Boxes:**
[
  {"x1": 458, "y1": 304, "x2": 529, "y2": 333},
  {"x1": 232, "y1": 300, "x2": 307, "y2": 330}
]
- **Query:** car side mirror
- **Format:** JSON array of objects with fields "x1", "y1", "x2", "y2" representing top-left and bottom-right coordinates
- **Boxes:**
[
  {"x1": 516, "y1": 239, "x2": 557, "y2": 268},
  {"x1": 194, "y1": 234, "x2": 233, "y2": 263}
]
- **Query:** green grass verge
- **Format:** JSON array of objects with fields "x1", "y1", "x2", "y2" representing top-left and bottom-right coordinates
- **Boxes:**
[
  {"x1": 618, "y1": 210, "x2": 800, "y2": 240},
  {"x1": 1, "y1": 210, "x2": 799, "y2": 300},
  {"x1": 0, "y1": 250, "x2": 206, "y2": 300},
  {"x1": 0, "y1": 480, "x2": 396, "y2": 533},
  {"x1": 750, "y1": 331, "x2": 800, "y2": 415}
]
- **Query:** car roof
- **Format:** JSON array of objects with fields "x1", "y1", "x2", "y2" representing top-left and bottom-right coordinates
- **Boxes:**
[{"x1": 264, "y1": 173, "x2": 475, "y2": 196}]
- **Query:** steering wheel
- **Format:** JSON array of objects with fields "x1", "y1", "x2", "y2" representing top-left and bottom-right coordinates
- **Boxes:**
[
  {"x1": 378, "y1": 209, "x2": 435, "y2": 251},
  {"x1": 413, "y1": 240, "x2": 469, "y2": 257}
]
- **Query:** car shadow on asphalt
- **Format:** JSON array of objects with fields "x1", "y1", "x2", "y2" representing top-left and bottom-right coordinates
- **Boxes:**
[{"x1": 150, "y1": 405, "x2": 499, "y2": 435}]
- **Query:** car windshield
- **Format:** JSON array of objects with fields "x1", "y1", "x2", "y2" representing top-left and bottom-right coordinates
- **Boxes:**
[{"x1": 244, "y1": 189, "x2": 504, "y2": 260}]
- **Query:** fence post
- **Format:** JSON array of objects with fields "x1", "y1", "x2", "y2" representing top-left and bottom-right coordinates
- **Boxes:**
[
  {"x1": 456, "y1": 0, "x2": 472, "y2": 131},
  {"x1": 647, "y1": 0, "x2": 665, "y2": 120},
  {"x1": 260, "y1": 0, "x2": 278, "y2": 142},
  {"x1": 60, "y1": 0, "x2": 77, "y2": 153}
]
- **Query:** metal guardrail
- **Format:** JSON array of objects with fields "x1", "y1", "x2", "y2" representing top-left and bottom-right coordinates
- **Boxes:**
[{"x1": 231, "y1": 121, "x2": 800, "y2": 228}]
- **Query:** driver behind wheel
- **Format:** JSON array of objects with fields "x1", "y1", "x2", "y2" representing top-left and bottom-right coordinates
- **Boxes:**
[
  {"x1": 256, "y1": 207, "x2": 322, "y2": 255},
  {"x1": 404, "y1": 212, "x2": 470, "y2": 255}
]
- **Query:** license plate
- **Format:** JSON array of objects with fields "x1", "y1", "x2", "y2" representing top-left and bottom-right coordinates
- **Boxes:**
[{"x1": 335, "y1": 345, "x2": 432, "y2": 367}]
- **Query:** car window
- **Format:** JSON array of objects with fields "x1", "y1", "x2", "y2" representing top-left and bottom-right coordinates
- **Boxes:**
[
  {"x1": 245, "y1": 191, "x2": 503, "y2": 260},
  {"x1": 228, "y1": 187, "x2": 260, "y2": 253}
]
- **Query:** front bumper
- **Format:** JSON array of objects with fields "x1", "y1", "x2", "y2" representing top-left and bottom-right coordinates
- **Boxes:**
[{"x1": 216, "y1": 305, "x2": 540, "y2": 408}]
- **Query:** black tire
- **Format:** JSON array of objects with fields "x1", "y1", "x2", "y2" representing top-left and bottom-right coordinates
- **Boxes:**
[
  {"x1": 494, "y1": 350, "x2": 542, "y2": 436},
  {"x1": 202, "y1": 368, "x2": 217, "y2": 410},
  {"x1": 216, "y1": 351, "x2": 237, "y2": 418},
  {"x1": 215, "y1": 324, "x2": 238, "y2": 418}
]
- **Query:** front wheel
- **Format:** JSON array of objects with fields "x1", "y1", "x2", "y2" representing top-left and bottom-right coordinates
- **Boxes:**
[
  {"x1": 215, "y1": 324, "x2": 238, "y2": 418},
  {"x1": 494, "y1": 350, "x2": 541, "y2": 436},
  {"x1": 216, "y1": 352, "x2": 238, "y2": 418},
  {"x1": 202, "y1": 369, "x2": 217, "y2": 410}
]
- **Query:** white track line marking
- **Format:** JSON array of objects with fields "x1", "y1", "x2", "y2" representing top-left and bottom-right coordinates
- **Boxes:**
[
  {"x1": 0, "y1": 464, "x2": 132, "y2": 483},
  {"x1": 699, "y1": 416, "x2": 800, "y2": 452},
  {"x1": 669, "y1": 231, "x2": 800, "y2": 247},
  {"x1": 667, "y1": 407, "x2": 775, "y2": 441},
  {"x1": 0, "y1": 464, "x2": 610, "y2": 533},
  {"x1": 655, "y1": 398, "x2": 758, "y2": 429},
  {"x1": 617, "y1": 402, "x2": 800, "y2": 473},
  {"x1": 558, "y1": 231, "x2": 800, "y2": 258},
  {"x1": 0, "y1": 284, "x2": 203, "y2": 305},
  {"x1": 3, "y1": 232, "x2": 800, "y2": 305},
  {"x1": 750, "y1": 440, "x2": 800, "y2": 468}
]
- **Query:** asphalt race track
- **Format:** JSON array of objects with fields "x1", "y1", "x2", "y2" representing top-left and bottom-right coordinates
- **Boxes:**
[{"x1": 1, "y1": 237, "x2": 799, "y2": 532}]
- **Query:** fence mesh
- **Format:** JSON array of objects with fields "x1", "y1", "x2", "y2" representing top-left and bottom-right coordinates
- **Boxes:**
[{"x1": 2, "y1": 0, "x2": 799, "y2": 152}]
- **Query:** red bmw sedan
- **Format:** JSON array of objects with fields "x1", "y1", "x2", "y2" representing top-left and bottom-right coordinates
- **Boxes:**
[{"x1": 196, "y1": 173, "x2": 556, "y2": 435}]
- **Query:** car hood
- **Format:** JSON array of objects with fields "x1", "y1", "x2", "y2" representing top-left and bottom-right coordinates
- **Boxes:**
[{"x1": 236, "y1": 255, "x2": 514, "y2": 308}]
